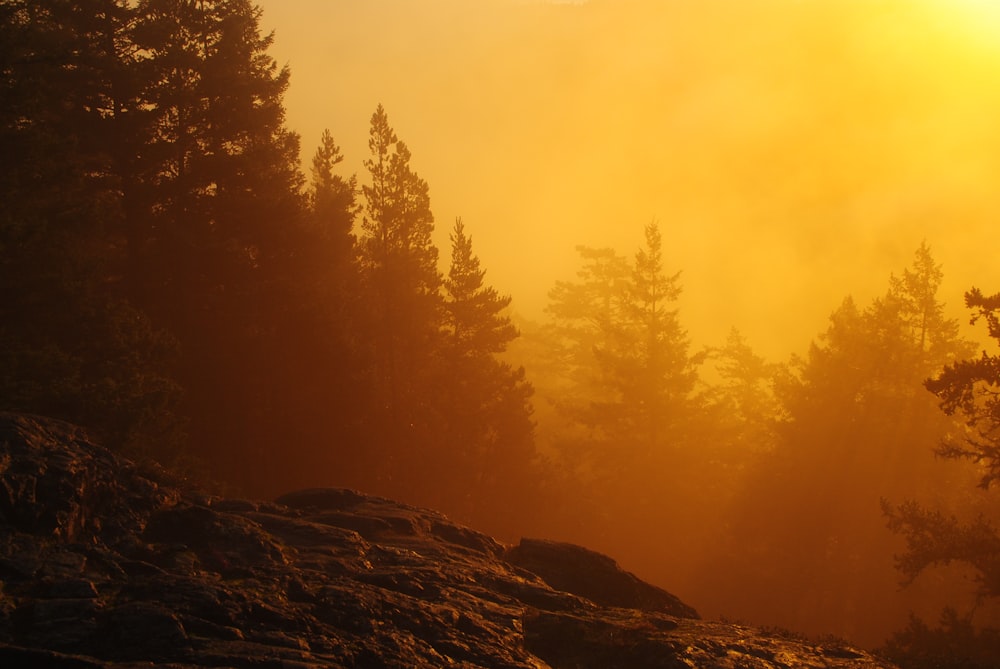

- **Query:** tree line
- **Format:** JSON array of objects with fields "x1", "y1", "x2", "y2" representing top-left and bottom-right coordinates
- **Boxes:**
[
  {"x1": 3, "y1": 2, "x2": 1000, "y2": 664},
  {"x1": 0, "y1": 0, "x2": 534, "y2": 533}
]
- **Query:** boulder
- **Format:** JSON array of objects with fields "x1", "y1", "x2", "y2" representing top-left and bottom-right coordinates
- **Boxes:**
[{"x1": 505, "y1": 538, "x2": 700, "y2": 618}]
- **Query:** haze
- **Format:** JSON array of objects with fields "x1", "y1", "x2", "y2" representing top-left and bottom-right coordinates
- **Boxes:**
[
  {"x1": 260, "y1": 0, "x2": 1000, "y2": 357},
  {"x1": 8, "y1": 0, "x2": 1000, "y2": 661}
]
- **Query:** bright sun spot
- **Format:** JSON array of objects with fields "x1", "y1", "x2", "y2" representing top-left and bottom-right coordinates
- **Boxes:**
[{"x1": 927, "y1": 0, "x2": 1000, "y2": 49}]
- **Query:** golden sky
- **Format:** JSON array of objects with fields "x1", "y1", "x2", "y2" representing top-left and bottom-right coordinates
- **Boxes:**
[{"x1": 257, "y1": 0, "x2": 1000, "y2": 358}]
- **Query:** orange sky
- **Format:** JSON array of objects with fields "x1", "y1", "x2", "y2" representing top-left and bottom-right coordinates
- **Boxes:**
[{"x1": 257, "y1": 0, "x2": 1000, "y2": 358}]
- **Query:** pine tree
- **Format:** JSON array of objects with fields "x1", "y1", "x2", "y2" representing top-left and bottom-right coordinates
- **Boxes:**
[
  {"x1": 439, "y1": 218, "x2": 535, "y2": 531},
  {"x1": 888, "y1": 240, "x2": 962, "y2": 366},
  {"x1": 129, "y1": 0, "x2": 304, "y2": 307},
  {"x1": 444, "y1": 218, "x2": 518, "y2": 356},
  {"x1": 545, "y1": 223, "x2": 696, "y2": 466},
  {"x1": 309, "y1": 128, "x2": 358, "y2": 264},
  {"x1": 545, "y1": 245, "x2": 632, "y2": 412},
  {"x1": 595, "y1": 222, "x2": 696, "y2": 455},
  {"x1": 880, "y1": 285, "x2": 1000, "y2": 667},
  {"x1": 703, "y1": 327, "x2": 784, "y2": 454},
  {"x1": 300, "y1": 128, "x2": 359, "y2": 312},
  {"x1": 703, "y1": 243, "x2": 976, "y2": 642},
  {"x1": 359, "y1": 105, "x2": 441, "y2": 355},
  {"x1": 0, "y1": 0, "x2": 183, "y2": 458},
  {"x1": 917, "y1": 286, "x2": 1000, "y2": 489},
  {"x1": 129, "y1": 0, "x2": 307, "y2": 488},
  {"x1": 358, "y1": 104, "x2": 442, "y2": 491}
]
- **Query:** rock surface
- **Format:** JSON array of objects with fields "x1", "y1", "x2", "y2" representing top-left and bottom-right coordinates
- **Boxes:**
[{"x1": 0, "y1": 413, "x2": 897, "y2": 668}]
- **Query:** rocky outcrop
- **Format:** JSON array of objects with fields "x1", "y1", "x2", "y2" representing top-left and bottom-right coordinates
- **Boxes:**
[
  {"x1": 0, "y1": 412, "x2": 897, "y2": 668},
  {"x1": 505, "y1": 538, "x2": 699, "y2": 618}
]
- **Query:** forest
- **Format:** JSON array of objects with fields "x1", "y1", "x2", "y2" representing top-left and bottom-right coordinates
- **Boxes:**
[{"x1": 3, "y1": 1, "x2": 1000, "y2": 666}]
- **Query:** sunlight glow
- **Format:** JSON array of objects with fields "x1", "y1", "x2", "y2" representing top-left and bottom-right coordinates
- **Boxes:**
[
  {"x1": 260, "y1": 0, "x2": 1000, "y2": 359},
  {"x1": 925, "y1": 0, "x2": 1000, "y2": 51}
]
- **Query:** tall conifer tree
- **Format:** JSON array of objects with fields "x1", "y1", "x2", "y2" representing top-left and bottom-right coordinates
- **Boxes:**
[
  {"x1": 439, "y1": 218, "x2": 535, "y2": 529},
  {"x1": 702, "y1": 243, "x2": 976, "y2": 642},
  {"x1": 309, "y1": 129, "x2": 358, "y2": 264},
  {"x1": 358, "y1": 104, "x2": 442, "y2": 490},
  {"x1": 545, "y1": 223, "x2": 695, "y2": 468},
  {"x1": 444, "y1": 218, "x2": 518, "y2": 356},
  {"x1": 0, "y1": 0, "x2": 183, "y2": 458},
  {"x1": 594, "y1": 222, "x2": 695, "y2": 456}
]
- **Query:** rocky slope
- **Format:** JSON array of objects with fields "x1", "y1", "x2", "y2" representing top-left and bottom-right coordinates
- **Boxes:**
[{"x1": 0, "y1": 412, "x2": 896, "y2": 668}]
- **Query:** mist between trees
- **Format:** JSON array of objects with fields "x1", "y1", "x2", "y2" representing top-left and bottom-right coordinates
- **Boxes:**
[{"x1": 2, "y1": 2, "x2": 1000, "y2": 666}]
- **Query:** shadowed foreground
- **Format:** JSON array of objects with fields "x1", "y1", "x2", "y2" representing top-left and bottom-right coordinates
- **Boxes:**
[{"x1": 0, "y1": 413, "x2": 895, "y2": 668}]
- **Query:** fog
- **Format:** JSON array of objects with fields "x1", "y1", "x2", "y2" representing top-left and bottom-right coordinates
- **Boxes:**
[
  {"x1": 12, "y1": 0, "x2": 1000, "y2": 660},
  {"x1": 261, "y1": 0, "x2": 1000, "y2": 358},
  {"x1": 252, "y1": 0, "x2": 1000, "y2": 650}
]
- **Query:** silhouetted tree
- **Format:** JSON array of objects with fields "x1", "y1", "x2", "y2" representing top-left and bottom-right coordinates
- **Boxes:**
[
  {"x1": 240, "y1": 127, "x2": 371, "y2": 494},
  {"x1": 881, "y1": 609, "x2": 1000, "y2": 669},
  {"x1": 531, "y1": 223, "x2": 706, "y2": 564},
  {"x1": 0, "y1": 0, "x2": 183, "y2": 457},
  {"x1": 121, "y1": 0, "x2": 307, "y2": 489},
  {"x1": 881, "y1": 286, "x2": 1000, "y2": 665},
  {"x1": 444, "y1": 218, "x2": 519, "y2": 356},
  {"x1": 544, "y1": 223, "x2": 697, "y2": 479},
  {"x1": 437, "y1": 218, "x2": 536, "y2": 530},
  {"x1": 0, "y1": 0, "x2": 320, "y2": 490},
  {"x1": 685, "y1": 327, "x2": 786, "y2": 523},
  {"x1": 297, "y1": 128, "x2": 360, "y2": 334},
  {"x1": 891, "y1": 241, "x2": 962, "y2": 366},
  {"x1": 924, "y1": 287, "x2": 1000, "y2": 488},
  {"x1": 357, "y1": 104, "x2": 443, "y2": 492},
  {"x1": 546, "y1": 245, "x2": 631, "y2": 417},
  {"x1": 309, "y1": 128, "x2": 358, "y2": 267},
  {"x1": 701, "y1": 327, "x2": 784, "y2": 455},
  {"x1": 128, "y1": 0, "x2": 304, "y2": 308},
  {"x1": 592, "y1": 223, "x2": 697, "y2": 457},
  {"x1": 698, "y1": 243, "x2": 975, "y2": 643}
]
